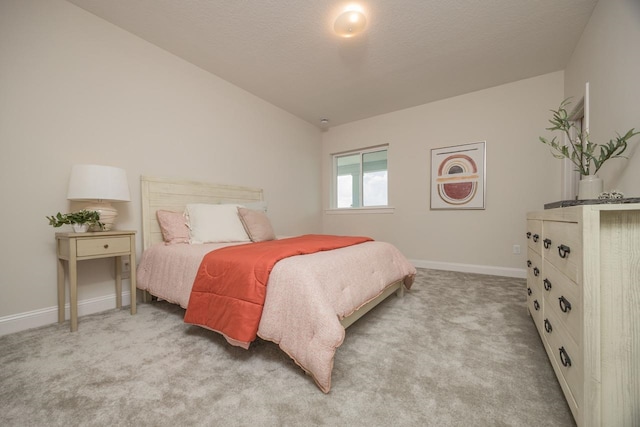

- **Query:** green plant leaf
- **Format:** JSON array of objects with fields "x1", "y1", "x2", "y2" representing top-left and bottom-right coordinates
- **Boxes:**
[
  {"x1": 46, "y1": 210, "x2": 104, "y2": 230},
  {"x1": 538, "y1": 101, "x2": 638, "y2": 176}
]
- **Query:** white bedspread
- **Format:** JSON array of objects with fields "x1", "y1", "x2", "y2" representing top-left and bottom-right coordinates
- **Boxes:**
[{"x1": 136, "y1": 240, "x2": 416, "y2": 392}]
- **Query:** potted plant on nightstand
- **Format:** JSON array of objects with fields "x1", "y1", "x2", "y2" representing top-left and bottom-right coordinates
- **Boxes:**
[
  {"x1": 46, "y1": 210, "x2": 104, "y2": 232},
  {"x1": 539, "y1": 99, "x2": 639, "y2": 199}
]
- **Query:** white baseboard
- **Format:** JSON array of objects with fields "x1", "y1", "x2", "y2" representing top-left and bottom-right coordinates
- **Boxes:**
[
  {"x1": 410, "y1": 259, "x2": 527, "y2": 279},
  {"x1": 0, "y1": 292, "x2": 132, "y2": 337},
  {"x1": 1, "y1": 261, "x2": 524, "y2": 337}
]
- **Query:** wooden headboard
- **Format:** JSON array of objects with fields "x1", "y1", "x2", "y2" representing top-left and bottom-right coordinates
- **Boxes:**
[{"x1": 140, "y1": 176, "x2": 264, "y2": 250}]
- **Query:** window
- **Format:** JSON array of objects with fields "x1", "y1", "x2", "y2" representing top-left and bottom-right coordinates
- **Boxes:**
[{"x1": 333, "y1": 146, "x2": 388, "y2": 208}]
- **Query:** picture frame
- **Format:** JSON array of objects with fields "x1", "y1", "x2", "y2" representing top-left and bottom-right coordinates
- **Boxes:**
[{"x1": 430, "y1": 141, "x2": 486, "y2": 210}]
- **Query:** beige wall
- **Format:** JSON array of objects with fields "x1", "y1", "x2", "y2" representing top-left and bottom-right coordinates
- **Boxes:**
[
  {"x1": 5, "y1": 0, "x2": 634, "y2": 331},
  {"x1": 564, "y1": 0, "x2": 640, "y2": 195},
  {"x1": 322, "y1": 72, "x2": 564, "y2": 275},
  {"x1": 0, "y1": 0, "x2": 322, "y2": 320}
]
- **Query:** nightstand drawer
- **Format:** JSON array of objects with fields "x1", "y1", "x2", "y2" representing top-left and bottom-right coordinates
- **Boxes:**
[{"x1": 76, "y1": 237, "x2": 130, "y2": 257}]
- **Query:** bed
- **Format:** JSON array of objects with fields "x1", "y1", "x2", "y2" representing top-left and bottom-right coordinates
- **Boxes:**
[{"x1": 136, "y1": 176, "x2": 416, "y2": 392}]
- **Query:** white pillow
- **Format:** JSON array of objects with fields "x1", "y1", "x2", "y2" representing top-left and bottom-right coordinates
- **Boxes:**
[{"x1": 185, "y1": 204, "x2": 250, "y2": 243}]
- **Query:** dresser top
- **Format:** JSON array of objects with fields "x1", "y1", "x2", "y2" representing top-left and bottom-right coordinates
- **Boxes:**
[{"x1": 544, "y1": 198, "x2": 640, "y2": 209}]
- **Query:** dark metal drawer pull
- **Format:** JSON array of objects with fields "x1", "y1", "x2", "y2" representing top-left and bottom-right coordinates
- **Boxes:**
[
  {"x1": 543, "y1": 279, "x2": 552, "y2": 291},
  {"x1": 559, "y1": 296, "x2": 572, "y2": 313},
  {"x1": 544, "y1": 318, "x2": 552, "y2": 333},
  {"x1": 533, "y1": 300, "x2": 540, "y2": 311},
  {"x1": 543, "y1": 238, "x2": 552, "y2": 249},
  {"x1": 104, "y1": 244, "x2": 109, "y2": 249},
  {"x1": 533, "y1": 267, "x2": 540, "y2": 277},
  {"x1": 527, "y1": 287, "x2": 532, "y2": 296},
  {"x1": 526, "y1": 232, "x2": 531, "y2": 239},
  {"x1": 558, "y1": 244, "x2": 571, "y2": 258},
  {"x1": 532, "y1": 234, "x2": 539, "y2": 242},
  {"x1": 527, "y1": 260, "x2": 532, "y2": 268},
  {"x1": 559, "y1": 346, "x2": 572, "y2": 367}
]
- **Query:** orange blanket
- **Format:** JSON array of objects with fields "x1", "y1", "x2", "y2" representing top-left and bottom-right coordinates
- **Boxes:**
[{"x1": 183, "y1": 234, "x2": 373, "y2": 346}]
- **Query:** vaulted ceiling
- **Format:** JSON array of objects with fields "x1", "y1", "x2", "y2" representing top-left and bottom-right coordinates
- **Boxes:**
[{"x1": 67, "y1": 0, "x2": 598, "y2": 128}]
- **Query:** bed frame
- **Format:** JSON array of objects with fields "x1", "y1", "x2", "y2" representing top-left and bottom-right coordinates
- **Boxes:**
[{"x1": 139, "y1": 175, "x2": 404, "y2": 328}]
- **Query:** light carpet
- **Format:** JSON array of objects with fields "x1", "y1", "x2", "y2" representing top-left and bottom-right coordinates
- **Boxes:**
[{"x1": 0, "y1": 268, "x2": 575, "y2": 426}]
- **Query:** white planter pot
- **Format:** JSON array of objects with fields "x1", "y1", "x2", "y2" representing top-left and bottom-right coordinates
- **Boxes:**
[
  {"x1": 72, "y1": 223, "x2": 89, "y2": 233},
  {"x1": 578, "y1": 175, "x2": 603, "y2": 200}
]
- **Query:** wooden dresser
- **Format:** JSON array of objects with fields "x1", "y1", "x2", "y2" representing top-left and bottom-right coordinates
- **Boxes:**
[{"x1": 526, "y1": 204, "x2": 640, "y2": 427}]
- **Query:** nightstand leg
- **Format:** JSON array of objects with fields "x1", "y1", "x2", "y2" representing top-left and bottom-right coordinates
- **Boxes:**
[
  {"x1": 57, "y1": 258, "x2": 65, "y2": 324},
  {"x1": 69, "y1": 259, "x2": 78, "y2": 332},
  {"x1": 115, "y1": 256, "x2": 122, "y2": 309}
]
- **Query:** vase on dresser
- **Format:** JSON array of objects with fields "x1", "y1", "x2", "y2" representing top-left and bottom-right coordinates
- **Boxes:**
[{"x1": 577, "y1": 174, "x2": 603, "y2": 200}]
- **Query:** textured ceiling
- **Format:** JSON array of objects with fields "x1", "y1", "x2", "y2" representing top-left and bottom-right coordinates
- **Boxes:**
[{"x1": 67, "y1": 0, "x2": 598, "y2": 128}]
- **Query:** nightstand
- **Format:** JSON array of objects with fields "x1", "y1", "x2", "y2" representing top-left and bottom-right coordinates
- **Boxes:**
[{"x1": 56, "y1": 230, "x2": 137, "y2": 331}]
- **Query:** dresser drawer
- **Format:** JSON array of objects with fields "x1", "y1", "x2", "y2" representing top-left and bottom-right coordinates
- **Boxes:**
[
  {"x1": 542, "y1": 220, "x2": 581, "y2": 283},
  {"x1": 527, "y1": 279, "x2": 544, "y2": 333},
  {"x1": 526, "y1": 219, "x2": 542, "y2": 254},
  {"x1": 542, "y1": 261, "x2": 581, "y2": 346},
  {"x1": 526, "y1": 249, "x2": 543, "y2": 333},
  {"x1": 526, "y1": 249, "x2": 542, "y2": 290},
  {"x1": 543, "y1": 307, "x2": 583, "y2": 409},
  {"x1": 76, "y1": 237, "x2": 131, "y2": 257}
]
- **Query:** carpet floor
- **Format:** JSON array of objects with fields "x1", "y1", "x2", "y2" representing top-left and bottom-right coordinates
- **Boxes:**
[{"x1": 0, "y1": 268, "x2": 575, "y2": 426}]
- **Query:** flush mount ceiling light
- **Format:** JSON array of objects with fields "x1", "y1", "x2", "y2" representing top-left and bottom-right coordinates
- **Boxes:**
[{"x1": 334, "y1": 8, "x2": 367, "y2": 38}]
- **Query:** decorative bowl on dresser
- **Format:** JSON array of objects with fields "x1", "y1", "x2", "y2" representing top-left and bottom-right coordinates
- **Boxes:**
[{"x1": 526, "y1": 203, "x2": 639, "y2": 427}]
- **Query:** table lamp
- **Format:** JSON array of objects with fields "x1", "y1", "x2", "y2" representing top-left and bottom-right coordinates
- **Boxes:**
[{"x1": 66, "y1": 164, "x2": 131, "y2": 231}]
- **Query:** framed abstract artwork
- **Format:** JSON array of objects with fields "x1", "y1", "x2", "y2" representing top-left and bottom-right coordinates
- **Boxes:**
[{"x1": 430, "y1": 141, "x2": 486, "y2": 210}]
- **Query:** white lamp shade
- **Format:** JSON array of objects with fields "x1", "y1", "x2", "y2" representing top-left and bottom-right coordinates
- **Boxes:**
[{"x1": 67, "y1": 164, "x2": 131, "y2": 202}]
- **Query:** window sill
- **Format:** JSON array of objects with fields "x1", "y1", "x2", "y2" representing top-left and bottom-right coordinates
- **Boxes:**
[{"x1": 324, "y1": 207, "x2": 395, "y2": 215}]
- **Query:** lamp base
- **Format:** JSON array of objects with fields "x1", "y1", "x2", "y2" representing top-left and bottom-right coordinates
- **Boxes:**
[{"x1": 85, "y1": 202, "x2": 118, "y2": 231}]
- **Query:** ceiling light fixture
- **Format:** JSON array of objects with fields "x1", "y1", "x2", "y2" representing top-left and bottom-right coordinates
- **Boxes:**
[{"x1": 334, "y1": 8, "x2": 367, "y2": 38}]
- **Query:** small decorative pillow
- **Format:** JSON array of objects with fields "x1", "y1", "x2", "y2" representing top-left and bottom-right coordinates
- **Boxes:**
[
  {"x1": 156, "y1": 210, "x2": 189, "y2": 245},
  {"x1": 237, "y1": 207, "x2": 276, "y2": 242},
  {"x1": 185, "y1": 203, "x2": 251, "y2": 243}
]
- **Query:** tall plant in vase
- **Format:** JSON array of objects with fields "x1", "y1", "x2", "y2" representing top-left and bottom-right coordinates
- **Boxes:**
[{"x1": 539, "y1": 99, "x2": 639, "y2": 200}]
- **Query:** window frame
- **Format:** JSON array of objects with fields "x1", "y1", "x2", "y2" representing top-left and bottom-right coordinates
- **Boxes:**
[
  {"x1": 330, "y1": 144, "x2": 389, "y2": 210},
  {"x1": 562, "y1": 83, "x2": 589, "y2": 200}
]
